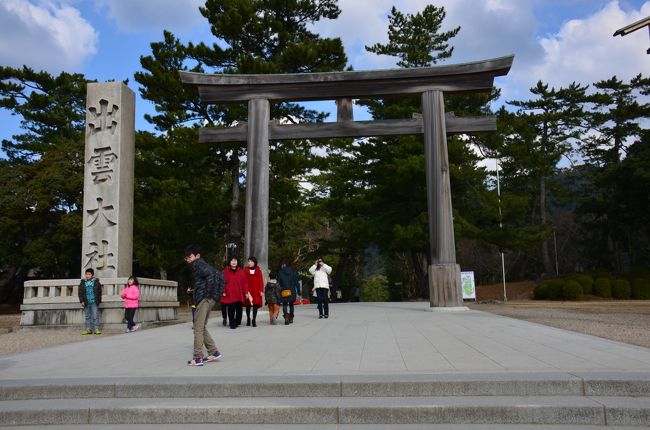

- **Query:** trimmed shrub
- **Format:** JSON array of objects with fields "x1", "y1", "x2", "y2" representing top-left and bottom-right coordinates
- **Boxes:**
[
  {"x1": 562, "y1": 280, "x2": 583, "y2": 300},
  {"x1": 594, "y1": 278, "x2": 612, "y2": 298},
  {"x1": 533, "y1": 283, "x2": 549, "y2": 300},
  {"x1": 573, "y1": 274, "x2": 594, "y2": 295},
  {"x1": 611, "y1": 279, "x2": 631, "y2": 299},
  {"x1": 631, "y1": 278, "x2": 650, "y2": 300},
  {"x1": 534, "y1": 279, "x2": 571, "y2": 300},
  {"x1": 546, "y1": 279, "x2": 565, "y2": 300}
]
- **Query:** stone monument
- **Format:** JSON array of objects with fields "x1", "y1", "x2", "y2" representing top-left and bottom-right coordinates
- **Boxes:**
[{"x1": 82, "y1": 82, "x2": 134, "y2": 278}]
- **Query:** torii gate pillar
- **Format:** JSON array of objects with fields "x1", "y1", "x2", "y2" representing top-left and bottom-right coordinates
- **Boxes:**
[
  {"x1": 423, "y1": 90, "x2": 464, "y2": 308},
  {"x1": 244, "y1": 99, "x2": 270, "y2": 273}
]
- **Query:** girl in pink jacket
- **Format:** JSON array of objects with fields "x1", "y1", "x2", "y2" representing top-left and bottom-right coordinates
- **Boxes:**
[{"x1": 120, "y1": 276, "x2": 140, "y2": 332}]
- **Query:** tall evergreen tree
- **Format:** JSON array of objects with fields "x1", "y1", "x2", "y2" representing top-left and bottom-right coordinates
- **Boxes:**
[
  {"x1": 134, "y1": 0, "x2": 347, "y2": 268},
  {"x1": 578, "y1": 74, "x2": 650, "y2": 271},
  {"x1": 0, "y1": 66, "x2": 90, "y2": 300},
  {"x1": 313, "y1": 3, "x2": 495, "y2": 297},
  {"x1": 505, "y1": 81, "x2": 587, "y2": 275},
  {"x1": 366, "y1": 5, "x2": 459, "y2": 67}
]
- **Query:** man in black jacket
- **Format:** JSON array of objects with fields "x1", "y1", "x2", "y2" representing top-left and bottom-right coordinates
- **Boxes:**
[{"x1": 185, "y1": 244, "x2": 224, "y2": 366}]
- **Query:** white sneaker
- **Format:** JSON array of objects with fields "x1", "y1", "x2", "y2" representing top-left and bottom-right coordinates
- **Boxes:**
[{"x1": 131, "y1": 324, "x2": 140, "y2": 332}]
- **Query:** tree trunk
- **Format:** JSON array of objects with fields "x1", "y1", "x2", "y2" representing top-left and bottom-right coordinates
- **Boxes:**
[
  {"x1": 0, "y1": 265, "x2": 18, "y2": 303},
  {"x1": 540, "y1": 176, "x2": 555, "y2": 275},
  {"x1": 410, "y1": 251, "x2": 429, "y2": 298},
  {"x1": 229, "y1": 155, "x2": 243, "y2": 261},
  {"x1": 333, "y1": 253, "x2": 348, "y2": 300}
]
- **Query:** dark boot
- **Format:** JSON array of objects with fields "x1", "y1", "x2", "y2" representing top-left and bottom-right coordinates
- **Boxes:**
[
  {"x1": 252, "y1": 319, "x2": 257, "y2": 327},
  {"x1": 284, "y1": 313, "x2": 289, "y2": 325},
  {"x1": 289, "y1": 313, "x2": 294, "y2": 324},
  {"x1": 246, "y1": 318, "x2": 251, "y2": 326}
]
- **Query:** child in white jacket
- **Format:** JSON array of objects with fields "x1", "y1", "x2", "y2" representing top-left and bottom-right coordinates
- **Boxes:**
[{"x1": 309, "y1": 258, "x2": 332, "y2": 319}]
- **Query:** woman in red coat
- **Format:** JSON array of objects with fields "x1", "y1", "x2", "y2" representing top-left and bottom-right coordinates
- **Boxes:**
[
  {"x1": 244, "y1": 256, "x2": 265, "y2": 327},
  {"x1": 222, "y1": 257, "x2": 247, "y2": 329}
]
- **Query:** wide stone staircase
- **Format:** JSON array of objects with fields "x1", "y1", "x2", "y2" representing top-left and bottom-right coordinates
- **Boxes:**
[{"x1": 1, "y1": 372, "x2": 649, "y2": 428}]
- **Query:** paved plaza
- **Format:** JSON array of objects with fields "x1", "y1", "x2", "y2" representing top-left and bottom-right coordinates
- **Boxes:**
[{"x1": 2, "y1": 302, "x2": 650, "y2": 380}]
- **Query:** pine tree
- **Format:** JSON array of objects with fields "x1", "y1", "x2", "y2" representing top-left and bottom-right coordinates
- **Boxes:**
[
  {"x1": 134, "y1": 0, "x2": 347, "y2": 269},
  {"x1": 505, "y1": 81, "x2": 588, "y2": 275},
  {"x1": 0, "y1": 67, "x2": 90, "y2": 300},
  {"x1": 578, "y1": 74, "x2": 650, "y2": 271},
  {"x1": 366, "y1": 5, "x2": 459, "y2": 68},
  {"x1": 313, "y1": 3, "x2": 483, "y2": 297}
]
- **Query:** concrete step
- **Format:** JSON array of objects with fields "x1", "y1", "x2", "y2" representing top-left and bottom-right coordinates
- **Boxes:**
[
  {"x1": 1, "y1": 425, "x2": 645, "y2": 430},
  {"x1": 1, "y1": 396, "x2": 649, "y2": 426},
  {"x1": 2, "y1": 372, "x2": 650, "y2": 400}
]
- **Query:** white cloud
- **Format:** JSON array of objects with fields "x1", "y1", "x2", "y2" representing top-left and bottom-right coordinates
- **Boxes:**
[
  {"x1": 529, "y1": 1, "x2": 650, "y2": 90},
  {"x1": 98, "y1": 0, "x2": 204, "y2": 33},
  {"x1": 312, "y1": 0, "x2": 541, "y2": 71},
  {"x1": 0, "y1": 0, "x2": 97, "y2": 72},
  {"x1": 313, "y1": 0, "x2": 649, "y2": 106}
]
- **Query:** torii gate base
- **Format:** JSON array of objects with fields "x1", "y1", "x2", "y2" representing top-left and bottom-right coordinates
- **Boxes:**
[{"x1": 180, "y1": 56, "x2": 514, "y2": 308}]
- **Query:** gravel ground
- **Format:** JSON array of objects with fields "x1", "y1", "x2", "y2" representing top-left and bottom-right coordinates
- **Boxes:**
[
  {"x1": 0, "y1": 308, "x2": 193, "y2": 358},
  {"x1": 470, "y1": 300, "x2": 650, "y2": 349},
  {"x1": 1, "y1": 302, "x2": 649, "y2": 357}
]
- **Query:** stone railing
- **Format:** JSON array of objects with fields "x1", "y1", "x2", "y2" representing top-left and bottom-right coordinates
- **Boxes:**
[{"x1": 20, "y1": 278, "x2": 179, "y2": 328}]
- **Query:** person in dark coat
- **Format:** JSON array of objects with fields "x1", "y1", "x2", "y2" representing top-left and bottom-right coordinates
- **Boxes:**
[
  {"x1": 277, "y1": 259, "x2": 300, "y2": 325},
  {"x1": 184, "y1": 244, "x2": 224, "y2": 366},
  {"x1": 222, "y1": 257, "x2": 247, "y2": 329}
]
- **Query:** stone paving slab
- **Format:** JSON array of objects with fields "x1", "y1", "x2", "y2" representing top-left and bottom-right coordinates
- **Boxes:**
[{"x1": 1, "y1": 303, "x2": 650, "y2": 380}]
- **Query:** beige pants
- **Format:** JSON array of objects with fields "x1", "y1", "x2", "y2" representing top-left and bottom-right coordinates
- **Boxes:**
[{"x1": 193, "y1": 298, "x2": 217, "y2": 358}]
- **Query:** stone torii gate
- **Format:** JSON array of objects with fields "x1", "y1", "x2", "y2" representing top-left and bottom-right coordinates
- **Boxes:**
[{"x1": 180, "y1": 55, "x2": 513, "y2": 308}]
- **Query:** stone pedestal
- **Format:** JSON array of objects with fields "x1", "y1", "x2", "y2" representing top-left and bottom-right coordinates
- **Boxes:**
[
  {"x1": 20, "y1": 278, "x2": 179, "y2": 328},
  {"x1": 81, "y1": 83, "x2": 135, "y2": 278}
]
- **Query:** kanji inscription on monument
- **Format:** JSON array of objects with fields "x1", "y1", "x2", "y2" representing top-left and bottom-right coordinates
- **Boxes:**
[{"x1": 81, "y1": 83, "x2": 135, "y2": 278}]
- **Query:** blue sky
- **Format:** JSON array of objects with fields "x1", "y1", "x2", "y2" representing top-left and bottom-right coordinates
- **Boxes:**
[{"x1": 1, "y1": 0, "x2": 649, "y2": 145}]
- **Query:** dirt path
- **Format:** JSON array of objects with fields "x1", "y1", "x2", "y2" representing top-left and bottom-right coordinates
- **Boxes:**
[{"x1": 470, "y1": 300, "x2": 650, "y2": 349}]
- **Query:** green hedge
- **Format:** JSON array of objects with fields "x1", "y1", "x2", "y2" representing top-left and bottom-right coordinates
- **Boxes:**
[
  {"x1": 594, "y1": 278, "x2": 612, "y2": 298},
  {"x1": 563, "y1": 274, "x2": 594, "y2": 295},
  {"x1": 534, "y1": 279, "x2": 565, "y2": 300},
  {"x1": 534, "y1": 279, "x2": 586, "y2": 300},
  {"x1": 574, "y1": 275, "x2": 593, "y2": 295},
  {"x1": 631, "y1": 278, "x2": 650, "y2": 300},
  {"x1": 562, "y1": 280, "x2": 583, "y2": 300},
  {"x1": 611, "y1": 279, "x2": 631, "y2": 299},
  {"x1": 533, "y1": 283, "x2": 549, "y2": 300},
  {"x1": 535, "y1": 275, "x2": 650, "y2": 301}
]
